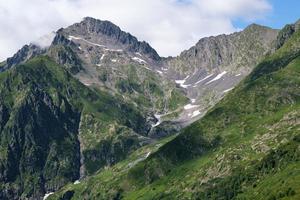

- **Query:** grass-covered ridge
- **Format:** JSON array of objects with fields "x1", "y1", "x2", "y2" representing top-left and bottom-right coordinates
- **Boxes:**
[
  {"x1": 49, "y1": 25, "x2": 300, "y2": 200},
  {"x1": 0, "y1": 56, "x2": 153, "y2": 199}
]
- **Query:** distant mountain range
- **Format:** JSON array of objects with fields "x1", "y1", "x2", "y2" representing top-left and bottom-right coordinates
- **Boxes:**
[{"x1": 0, "y1": 17, "x2": 299, "y2": 200}]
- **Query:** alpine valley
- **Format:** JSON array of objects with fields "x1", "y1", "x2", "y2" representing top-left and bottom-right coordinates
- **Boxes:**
[{"x1": 0, "y1": 17, "x2": 299, "y2": 200}]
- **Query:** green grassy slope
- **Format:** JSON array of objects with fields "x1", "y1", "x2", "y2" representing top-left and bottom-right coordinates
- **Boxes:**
[
  {"x1": 0, "y1": 56, "x2": 151, "y2": 199},
  {"x1": 49, "y1": 25, "x2": 300, "y2": 200}
]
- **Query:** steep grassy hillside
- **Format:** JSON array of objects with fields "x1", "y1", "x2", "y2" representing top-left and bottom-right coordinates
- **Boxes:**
[
  {"x1": 49, "y1": 25, "x2": 300, "y2": 200},
  {"x1": 0, "y1": 56, "x2": 152, "y2": 199}
]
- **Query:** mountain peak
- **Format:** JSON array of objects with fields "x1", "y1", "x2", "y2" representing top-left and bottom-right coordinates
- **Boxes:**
[
  {"x1": 79, "y1": 16, "x2": 121, "y2": 35},
  {"x1": 244, "y1": 23, "x2": 273, "y2": 32},
  {"x1": 61, "y1": 17, "x2": 160, "y2": 60}
]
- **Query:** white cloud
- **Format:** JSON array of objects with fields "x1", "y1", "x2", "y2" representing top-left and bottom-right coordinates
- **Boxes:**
[{"x1": 0, "y1": 0, "x2": 272, "y2": 61}]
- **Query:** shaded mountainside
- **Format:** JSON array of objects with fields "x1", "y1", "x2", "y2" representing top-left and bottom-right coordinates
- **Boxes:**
[
  {"x1": 0, "y1": 56, "x2": 155, "y2": 199},
  {"x1": 48, "y1": 22, "x2": 300, "y2": 200}
]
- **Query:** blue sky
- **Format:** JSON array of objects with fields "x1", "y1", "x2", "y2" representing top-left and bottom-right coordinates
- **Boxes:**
[{"x1": 233, "y1": 0, "x2": 300, "y2": 29}]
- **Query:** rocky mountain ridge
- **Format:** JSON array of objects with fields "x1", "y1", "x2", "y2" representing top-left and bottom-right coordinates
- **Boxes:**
[
  {"x1": 1, "y1": 17, "x2": 280, "y2": 129},
  {"x1": 1, "y1": 17, "x2": 298, "y2": 200}
]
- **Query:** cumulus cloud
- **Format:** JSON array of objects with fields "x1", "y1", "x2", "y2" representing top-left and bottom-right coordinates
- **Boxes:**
[{"x1": 0, "y1": 0, "x2": 272, "y2": 61}]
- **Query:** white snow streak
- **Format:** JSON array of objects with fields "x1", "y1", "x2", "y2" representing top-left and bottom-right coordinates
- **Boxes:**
[
  {"x1": 43, "y1": 192, "x2": 54, "y2": 200},
  {"x1": 132, "y1": 57, "x2": 147, "y2": 64},
  {"x1": 152, "y1": 114, "x2": 162, "y2": 127},
  {"x1": 191, "y1": 110, "x2": 201, "y2": 118},
  {"x1": 223, "y1": 87, "x2": 234, "y2": 93},
  {"x1": 68, "y1": 35, "x2": 105, "y2": 47},
  {"x1": 184, "y1": 104, "x2": 199, "y2": 110},
  {"x1": 156, "y1": 70, "x2": 163, "y2": 74},
  {"x1": 194, "y1": 74, "x2": 214, "y2": 85},
  {"x1": 100, "y1": 54, "x2": 105, "y2": 60},
  {"x1": 205, "y1": 71, "x2": 227, "y2": 85},
  {"x1": 135, "y1": 52, "x2": 143, "y2": 57},
  {"x1": 146, "y1": 152, "x2": 151, "y2": 158},
  {"x1": 104, "y1": 48, "x2": 123, "y2": 52},
  {"x1": 175, "y1": 75, "x2": 191, "y2": 88}
]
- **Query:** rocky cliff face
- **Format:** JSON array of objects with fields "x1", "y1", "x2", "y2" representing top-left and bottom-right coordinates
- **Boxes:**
[
  {"x1": 47, "y1": 17, "x2": 189, "y2": 137},
  {"x1": 161, "y1": 24, "x2": 279, "y2": 125},
  {"x1": 275, "y1": 20, "x2": 300, "y2": 49},
  {"x1": 0, "y1": 44, "x2": 45, "y2": 72},
  {"x1": 63, "y1": 17, "x2": 160, "y2": 61}
]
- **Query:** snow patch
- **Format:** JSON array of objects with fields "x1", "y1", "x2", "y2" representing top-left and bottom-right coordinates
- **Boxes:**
[
  {"x1": 191, "y1": 110, "x2": 201, "y2": 118},
  {"x1": 152, "y1": 114, "x2": 162, "y2": 127},
  {"x1": 43, "y1": 192, "x2": 54, "y2": 200},
  {"x1": 74, "y1": 180, "x2": 80, "y2": 185},
  {"x1": 175, "y1": 75, "x2": 191, "y2": 88},
  {"x1": 82, "y1": 81, "x2": 92, "y2": 86},
  {"x1": 191, "y1": 99, "x2": 196, "y2": 103},
  {"x1": 127, "y1": 151, "x2": 152, "y2": 168},
  {"x1": 111, "y1": 59, "x2": 117, "y2": 63},
  {"x1": 175, "y1": 75, "x2": 189, "y2": 84},
  {"x1": 205, "y1": 71, "x2": 227, "y2": 85},
  {"x1": 184, "y1": 104, "x2": 199, "y2": 110},
  {"x1": 68, "y1": 35, "x2": 105, "y2": 47},
  {"x1": 194, "y1": 74, "x2": 214, "y2": 86},
  {"x1": 146, "y1": 152, "x2": 151, "y2": 158},
  {"x1": 235, "y1": 73, "x2": 241, "y2": 77},
  {"x1": 223, "y1": 87, "x2": 234, "y2": 93},
  {"x1": 105, "y1": 48, "x2": 123, "y2": 52},
  {"x1": 181, "y1": 84, "x2": 191, "y2": 88},
  {"x1": 100, "y1": 54, "x2": 105, "y2": 60},
  {"x1": 156, "y1": 70, "x2": 163, "y2": 74},
  {"x1": 135, "y1": 52, "x2": 143, "y2": 57},
  {"x1": 132, "y1": 57, "x2": 147, "y2": 64}
]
